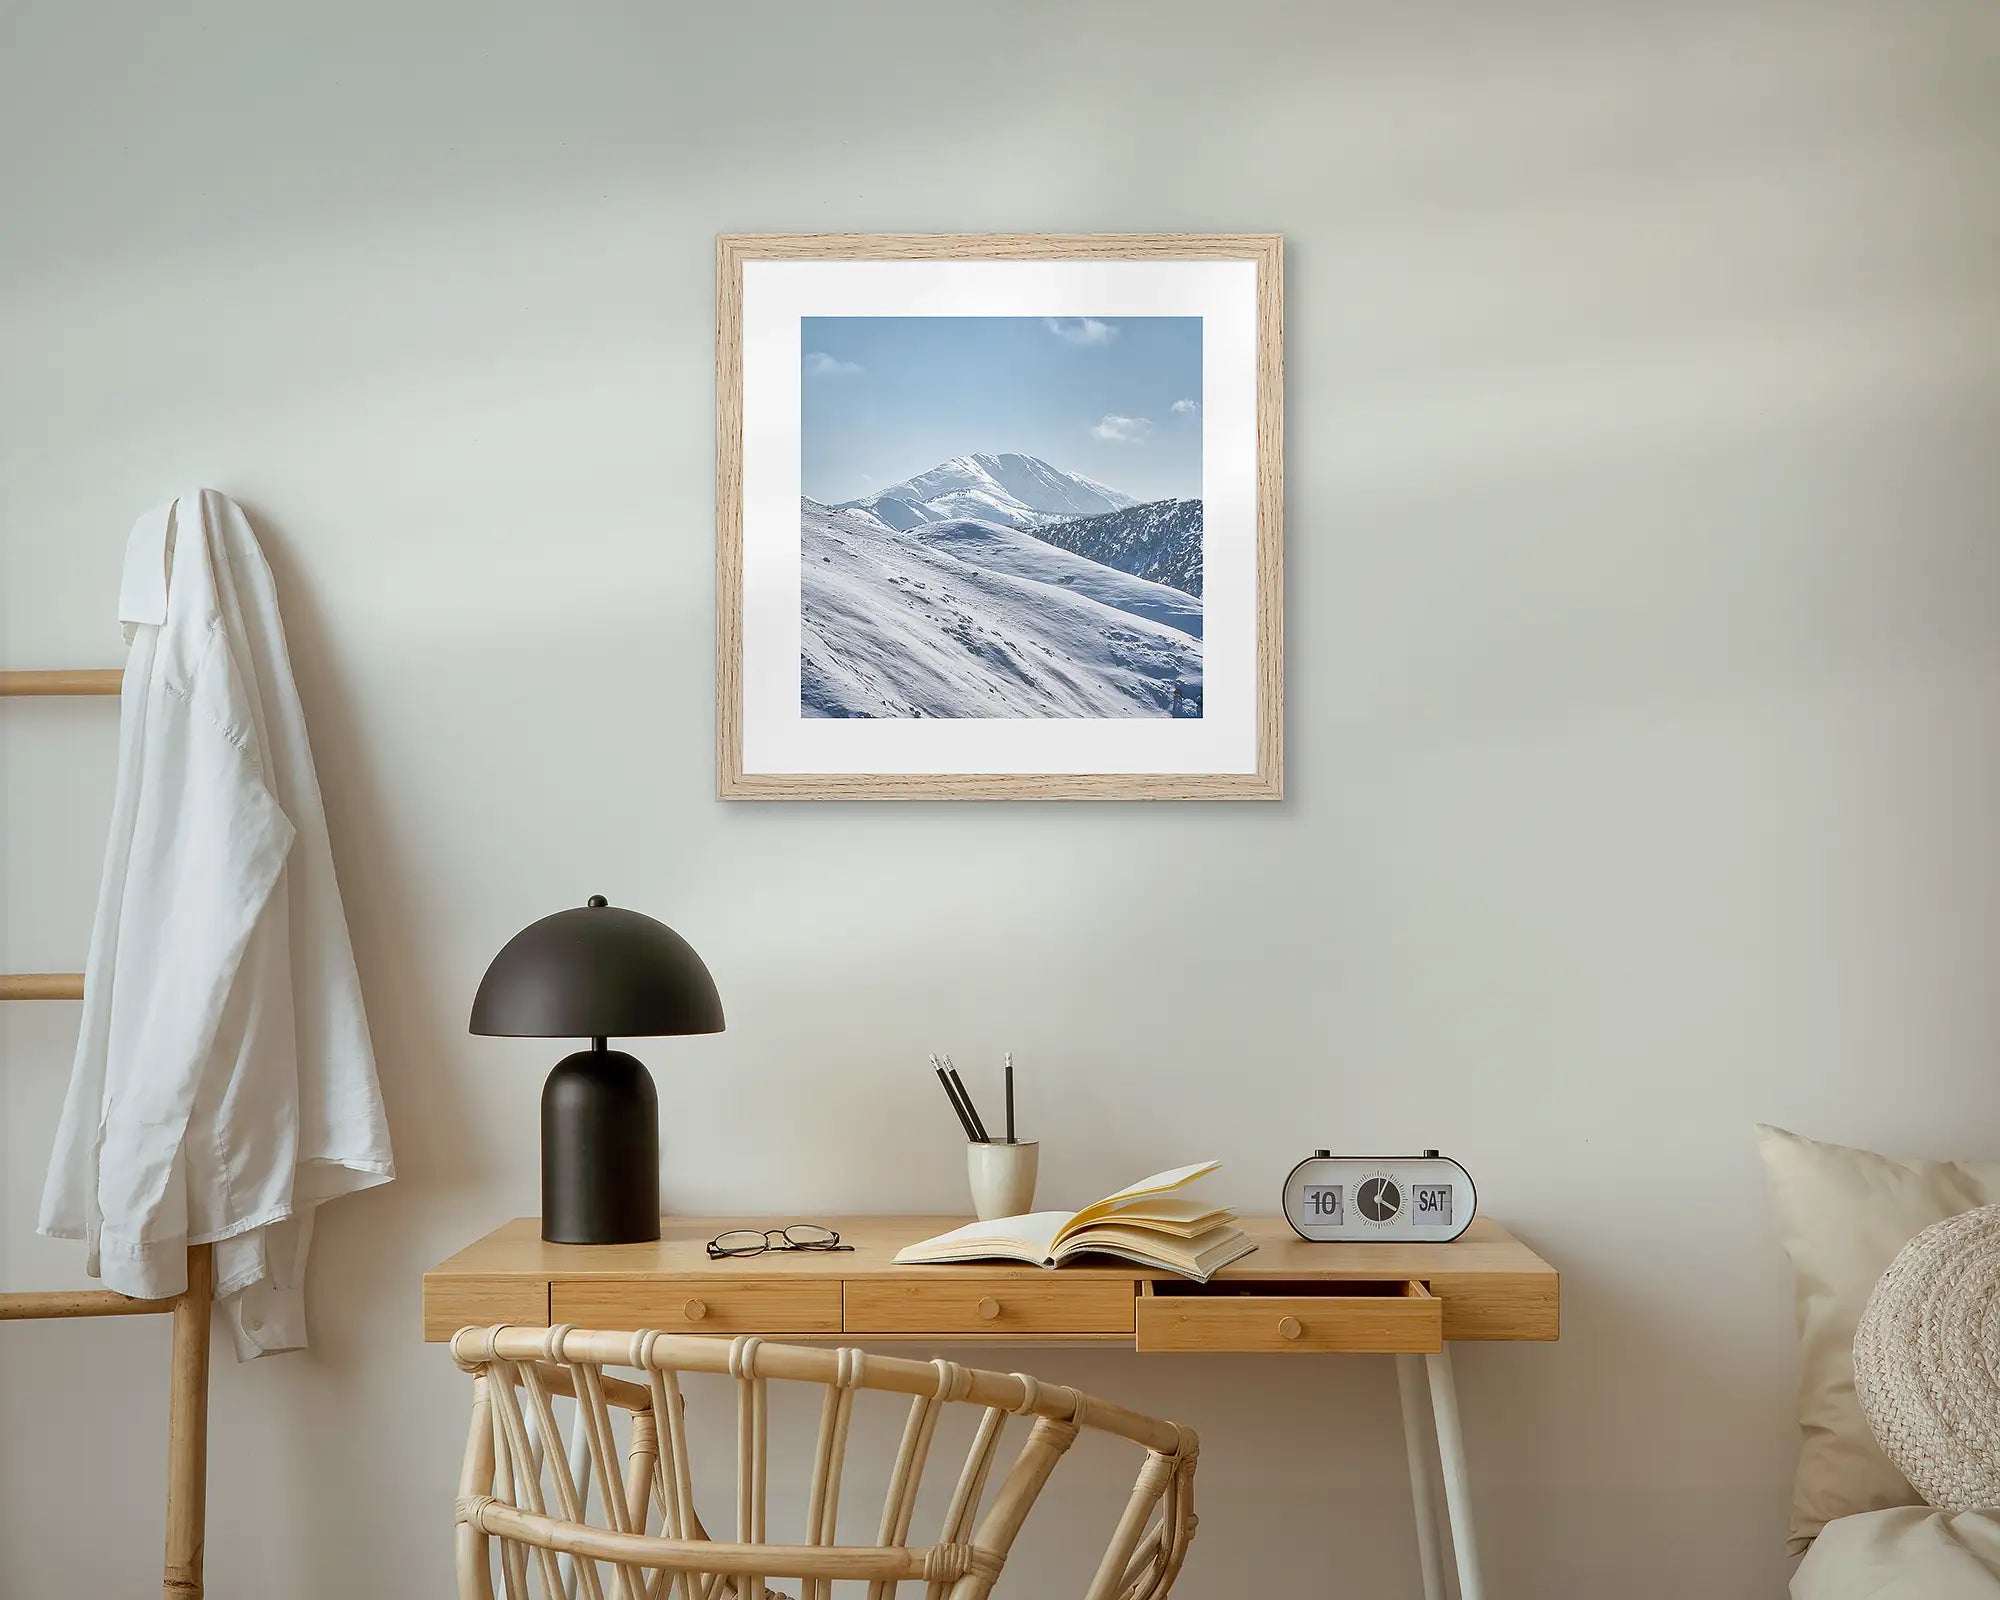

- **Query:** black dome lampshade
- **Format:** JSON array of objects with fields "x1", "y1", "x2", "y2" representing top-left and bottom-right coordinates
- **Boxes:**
[{"x1": 471, "y1": 896, "x2": 724, "y2": 1244}]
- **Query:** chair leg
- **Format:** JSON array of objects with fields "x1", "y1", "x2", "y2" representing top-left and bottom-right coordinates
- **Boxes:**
[
  {"x1": 557, "y1": 1404, "x2": 594, "y2": 1600},
  {"x1": 163, "y1": 1244, "x2": 213, "y2": 1599},
  {"x1": 1395, "y1": 1354, "x2": 1447, "y2": 1600}
]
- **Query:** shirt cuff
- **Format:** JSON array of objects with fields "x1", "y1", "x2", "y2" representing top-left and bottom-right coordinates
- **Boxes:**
[{"x1": 226, "y1": 1281, "x2": 308, "y2": 1361}]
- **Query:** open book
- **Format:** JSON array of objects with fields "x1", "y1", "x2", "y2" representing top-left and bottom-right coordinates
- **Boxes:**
[{"x1": 894, "y1": 1162, "x2": 1256, "y2": 1283}]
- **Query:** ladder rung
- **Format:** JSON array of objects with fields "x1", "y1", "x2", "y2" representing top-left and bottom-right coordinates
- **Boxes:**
[
  {"x1": 0, "y1": 1288, "x2": 178, "y2": 1321},
  {"x1": 0, "y1": 973, "x2": 85, "y2": 1001},
  {"x1": 0, "y1": 669, "x2": 123, "y2": 696}
]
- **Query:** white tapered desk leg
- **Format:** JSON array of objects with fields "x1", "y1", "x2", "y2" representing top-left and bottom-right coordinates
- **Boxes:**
[
  {"x1": 1395, "y1": 1354, "x2": 1448, "y2": 1600},
  {"x1": 1426, "y1": 1345, "x2": 1486, "y2": 1600}
]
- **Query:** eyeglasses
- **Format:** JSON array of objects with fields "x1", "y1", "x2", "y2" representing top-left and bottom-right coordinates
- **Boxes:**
[{"x1": 706, "y1": 1225, "x2": 855, "y2": 1260}]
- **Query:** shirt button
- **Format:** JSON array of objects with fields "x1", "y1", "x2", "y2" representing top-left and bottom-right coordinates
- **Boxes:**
[{"x1": 244, "y1": 1312, "x2": 263, "y2": 1331}]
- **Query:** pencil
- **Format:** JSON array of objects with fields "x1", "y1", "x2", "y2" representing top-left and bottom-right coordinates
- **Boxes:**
[
  {"x1": 949, "y1": 1071, "x2": 987, "y2": 1143},
  {"x1": 1004, "y1": 1052, "x2": 1015, "y2": 1144},
  {"x1": 932, "y1": 1058, "x2": 979, "y2": 1142},
  {"x1": 945, "y1": 1058, "x2": 989, "y2": 1143}
]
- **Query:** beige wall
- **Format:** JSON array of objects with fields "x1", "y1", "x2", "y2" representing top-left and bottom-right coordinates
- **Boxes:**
[{"x1": 5, "y1": 2, "x2": 1999, "y2": 1593}]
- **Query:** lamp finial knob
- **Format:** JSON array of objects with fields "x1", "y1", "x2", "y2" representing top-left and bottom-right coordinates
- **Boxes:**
[{"x1": 587, "y1": 895, "x2": 608, "y2": 908}]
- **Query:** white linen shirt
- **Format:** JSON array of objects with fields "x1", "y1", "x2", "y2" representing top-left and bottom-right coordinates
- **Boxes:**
[{"x1": 38, "y1": 489, "x2": 393, "y2": 1359}]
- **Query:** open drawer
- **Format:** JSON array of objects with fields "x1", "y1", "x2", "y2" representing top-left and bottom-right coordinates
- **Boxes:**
[{"x1": 1135, "y1": 1279, "x2": 1441, "y2": 1353}]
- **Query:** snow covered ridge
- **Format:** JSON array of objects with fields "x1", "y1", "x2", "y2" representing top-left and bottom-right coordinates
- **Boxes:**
[
  {"x1": 801, "y1": 498, "x2": 1203, "y2": 720},
  {"x1": 836, "y1": 451, "x2": 1137, "y2": 533},
  {"x1": 1023, "y1": 498, "x2": 1204, "y2": 599}
]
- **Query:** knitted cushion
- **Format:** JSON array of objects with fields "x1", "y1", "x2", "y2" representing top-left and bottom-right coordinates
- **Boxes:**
[
  {"x1": 1757, "y1": 1125, "x2": 2000, "y2": 1550},
  {"x1": 1854, "y1": 1205, "x2": 2000, "y2": 1512}
]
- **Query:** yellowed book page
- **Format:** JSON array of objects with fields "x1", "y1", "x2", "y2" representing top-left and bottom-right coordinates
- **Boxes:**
[
  {"x1": 1051, "y1": 1222, "x2": 1256, "y2": 1281},
  {"x1": 895, "y1": 1211, "x2": 1070, "y2": 1265},
  {"x1": 1058, "y1": 1162, "x2": 1222, "y2": 1240},
  {"x1": 1083, "y1": 1211, "x2": 1236, "y2": 1240},
  {"x1": 1089, "y1": 1197, "x2": 1233, "y2": 1232}
]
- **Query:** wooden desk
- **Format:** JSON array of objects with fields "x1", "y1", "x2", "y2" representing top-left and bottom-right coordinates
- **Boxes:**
[{"x1": 425, "y1": 1215, "x2": 1557, "y2": 1600}]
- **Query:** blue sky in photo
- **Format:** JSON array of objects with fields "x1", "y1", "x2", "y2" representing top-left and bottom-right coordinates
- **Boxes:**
[{"x1": 801, "y1": 316, "x2": 1202, "y2": 504}]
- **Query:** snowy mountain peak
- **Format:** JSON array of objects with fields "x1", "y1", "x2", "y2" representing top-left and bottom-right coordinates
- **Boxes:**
[{"x1": 836, "y1": 452, "x2": 1138, "y2": 532}]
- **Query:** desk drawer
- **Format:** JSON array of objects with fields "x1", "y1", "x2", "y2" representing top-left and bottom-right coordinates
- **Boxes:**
[
  {"x1": 552, "y1": 1278, "x2": 842, "y2": 1334},
  {"x1": 423, "y1": 1276, "x2": 551, "y2": 1343},
  {"x1": 1135, "y1": 1280, "x2": 1441, "y2": 1353},
  {"x1": 844, "y1": 1278, "x2": 1134, "y2": 1335}
]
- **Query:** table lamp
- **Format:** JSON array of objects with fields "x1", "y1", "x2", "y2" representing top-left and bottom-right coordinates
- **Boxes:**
[{"x1": 470, "y1": 895, "x2": 724, "y2": 1244}]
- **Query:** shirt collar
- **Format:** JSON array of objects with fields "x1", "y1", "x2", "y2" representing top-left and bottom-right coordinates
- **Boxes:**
[{"x1": 118, "y1": 497, "x2": 180, "y2": 630}]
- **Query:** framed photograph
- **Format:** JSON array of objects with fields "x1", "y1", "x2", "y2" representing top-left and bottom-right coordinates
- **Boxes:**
[{"x1": 717, "y1": 233, "x2": 1282, "y2": 799}]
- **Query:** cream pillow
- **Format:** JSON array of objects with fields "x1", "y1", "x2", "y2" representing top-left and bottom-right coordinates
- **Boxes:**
[{"x1": 1757, "y1": 1125, "x2": 2000, "y2": 1553}]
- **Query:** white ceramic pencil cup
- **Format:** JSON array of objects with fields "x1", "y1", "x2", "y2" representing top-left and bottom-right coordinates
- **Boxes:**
[{"x1": 968, "y1": 1141, "x2": 1039, "y2": 1221}]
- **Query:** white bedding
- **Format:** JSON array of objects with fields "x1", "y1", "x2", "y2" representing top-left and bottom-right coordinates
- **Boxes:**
[{"x1": 1794, "y1": 1508, "x2": 2000, "y2": 1599}]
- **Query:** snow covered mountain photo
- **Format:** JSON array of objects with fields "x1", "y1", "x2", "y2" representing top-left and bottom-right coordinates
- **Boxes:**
[
  {"x1": 802, "y1": 489, "x2": 1202, "y2": 719},
  {"x1": 800, "y1": 316, "x2": 1204, "y2": 719},
  {"x1": 837, "y1": 451, "x2": 1137, "y2": 533}
]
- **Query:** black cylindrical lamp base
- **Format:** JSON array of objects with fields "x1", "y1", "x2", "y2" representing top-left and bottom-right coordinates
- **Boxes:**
[{"x1": 541, "y1": 1046, "x2": 661, "y2": 1244}]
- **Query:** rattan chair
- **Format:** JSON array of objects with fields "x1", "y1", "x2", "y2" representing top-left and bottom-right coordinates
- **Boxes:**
[{"x1": 451, "y1": 1324, "x2": 1200, "y2": 1600}]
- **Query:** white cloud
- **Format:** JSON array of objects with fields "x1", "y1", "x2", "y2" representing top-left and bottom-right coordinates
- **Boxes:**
[
  {"x1": 804, "y1": 351, "x2": 862, "y2": 376},
  {"x1": 1044, "y1": 317, "x2": 1117, "y2": 347},
  {"x1": 1171, "y1": 397, "x2": 1199, "y2": 414},
  {"x1": 1090, "y1": 413, "x2": 1153, "y2": 444}
]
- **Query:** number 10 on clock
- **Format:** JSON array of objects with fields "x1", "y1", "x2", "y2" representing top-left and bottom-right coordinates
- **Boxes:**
[{"x1": 1304, "y1": 1185, "x2": 1343, "y2": 1224}]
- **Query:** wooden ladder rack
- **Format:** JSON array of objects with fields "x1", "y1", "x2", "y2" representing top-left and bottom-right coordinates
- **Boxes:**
[{"x1": 0, "y1": 666, "x2": 214, "y2": 1600}]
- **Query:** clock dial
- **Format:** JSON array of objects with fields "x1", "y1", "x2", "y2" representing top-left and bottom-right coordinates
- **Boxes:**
[{"x1": 1356, "y1": 1175, "x2": 1402, "y2": 1224}]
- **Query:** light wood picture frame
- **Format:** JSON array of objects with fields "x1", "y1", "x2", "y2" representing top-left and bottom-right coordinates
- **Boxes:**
[{"x1": 717, "y1": 233, "x2": 1283, "y2": 800}]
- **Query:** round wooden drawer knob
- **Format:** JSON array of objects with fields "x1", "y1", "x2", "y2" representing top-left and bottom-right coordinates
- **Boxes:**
[
  {"x1": 976, "y1": 1297, "x2": 1001, "y2": 1321},
  {"x1": 1277, "y1": 1315, "x2": 1303, "y2": 1341},
  {"x1": 682, "y1": 1299, "x2": 708, "y2": 1322}
]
